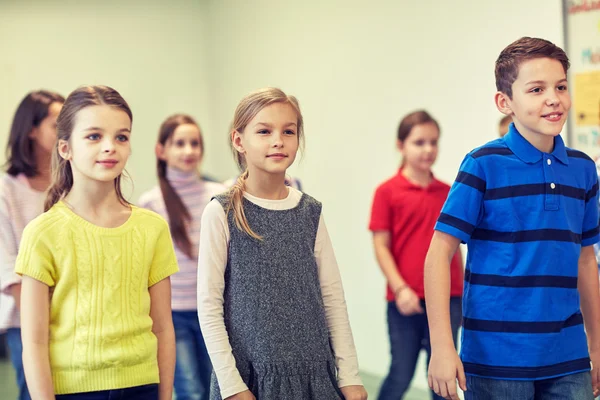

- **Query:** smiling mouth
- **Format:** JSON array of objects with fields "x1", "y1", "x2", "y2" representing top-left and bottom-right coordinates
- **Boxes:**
[
  {"x1": 267, "y1": 154, "x2": 288, "y2": 158},
  {"x1": 542, "y1": 112, "x2": 563, "y2": 121}
]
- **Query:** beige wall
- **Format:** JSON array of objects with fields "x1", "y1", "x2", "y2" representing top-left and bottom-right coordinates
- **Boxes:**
[{"x1": 0, "y1": 0, "x2": 214, "y2": 200}]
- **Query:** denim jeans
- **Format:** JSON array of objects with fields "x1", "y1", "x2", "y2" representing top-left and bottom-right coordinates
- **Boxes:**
[
  {"x1": 6, "y1": 328, "x2": 31, "y2": 400},
  {"x1": 172, "y1": 311, "x2": 212, "y2": 400},
  {"x1": 55, "y1": 384, "x2": 158, "y2": 399},
  {"x1": 378, "y1": 297, "x2": 462, "y2": 400},
  {"x1": 464, "y1": 372, "x2": 593, "y2": 400}
]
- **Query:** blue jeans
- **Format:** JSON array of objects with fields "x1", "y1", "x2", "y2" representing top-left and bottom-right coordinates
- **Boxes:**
[
  {"x1": 55, "y1": 384, "x2": 158, "y2": 399},
  {"x1": 378, "y1": 297, "x2": 462, "y2": 400},
  {"x1": 172, "y1": 311, "x2": 212, "y2": 400},
  {"x1": 6, "y1": 328, "x2": 31, "y2": 400},
  {"x1": 465, "y1": 372, "x2": 593, "y2": 400}
]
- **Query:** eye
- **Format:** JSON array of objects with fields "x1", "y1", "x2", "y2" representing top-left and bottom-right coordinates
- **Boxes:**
[
  {"x1": 116, "y1": 135, "x2": 129, "y2": 142},
  {"x1": 175, "y1": 139, "x2": 185, "y2": 147},
  {"x1": 257, "y1": 129, "x2": 269, "y2": 135},
  {"x1": 530, "y1": 87, "x2": 542, "y2": 93},
  {"x1": 87, "y1": 133, "x2": 101, "y2": 140},
  {"x1": 557, "y1": 85, "x2": 568, "y2": 91},
  {"x1": 191, "y1": 140, "x2": 200, "y2": 147},
  {"x1": 284, "y1": 130, "x2": 297, "y2": 135},
  {"x1": 414, "y1": 140, "x2": 425, "y2": 146}
]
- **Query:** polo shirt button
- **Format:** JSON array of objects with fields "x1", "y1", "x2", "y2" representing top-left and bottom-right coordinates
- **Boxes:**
[
  {"x1": 550, "y1": 183, "x2": 556, "y2": 189},
  {"x1": 547, "y1": 159, "x2": 552, "y2": 165}
]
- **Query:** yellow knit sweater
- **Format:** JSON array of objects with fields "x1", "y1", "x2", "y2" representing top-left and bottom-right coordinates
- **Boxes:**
[{"x1": 15, "y1": 201, "x2": 179, "y2": 394}]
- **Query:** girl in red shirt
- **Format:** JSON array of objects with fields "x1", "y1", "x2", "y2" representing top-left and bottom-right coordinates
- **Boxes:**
[{"x1": 369, "y1": 110, "x2": 463, "y2": 400}]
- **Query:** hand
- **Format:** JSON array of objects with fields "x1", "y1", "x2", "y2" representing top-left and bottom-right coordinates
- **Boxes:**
[
  {"x1": 428, "y1": 346, "x2": 466, "y2": 400},
  {"x1": 340, "y1": 384, "x2": 368, "y2": 400},
  {"x1": 590, "y1": 347, "x2": 600, "y2": 397},
  {"x1": 225, "y1": 390, "x2": 256, "y2": 400},
  {"x1": 395, "y1": 286, "x2": 424, "y2": 316}
]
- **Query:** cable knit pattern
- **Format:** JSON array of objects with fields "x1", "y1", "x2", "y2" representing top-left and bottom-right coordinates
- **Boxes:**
[{"x1": 15, "y1": 201, "x2": 179, "y2": 395}]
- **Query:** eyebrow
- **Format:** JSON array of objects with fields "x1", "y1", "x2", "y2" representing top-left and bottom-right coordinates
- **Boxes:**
[
  {"x1": 525, "y1": 79, "x2": 568, "y2": 85},
  {"x1": 83, "y1": 127, "x2": 131, "y2": 133},
  {"x1": 254, "y1": 122, "x2": 297, "y2": 128}
]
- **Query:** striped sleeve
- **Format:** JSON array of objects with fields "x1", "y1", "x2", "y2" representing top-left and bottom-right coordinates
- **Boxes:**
[
  {"x1": 435, "y1": 154, "x2": 485, "y2": 243},
  {"x1": 582, "y1": 170, "x2": 599, "y2": 247}
]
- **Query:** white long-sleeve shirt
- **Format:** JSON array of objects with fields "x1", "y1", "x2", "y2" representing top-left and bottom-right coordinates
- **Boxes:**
[{"x1": 197, "y1": 187, "x2": 362, "y2": 399}]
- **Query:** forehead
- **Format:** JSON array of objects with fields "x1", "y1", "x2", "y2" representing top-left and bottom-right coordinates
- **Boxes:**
[
  {"x1": 48, "y1": 101, "x2": 63, "y2": 117},
  {"x1": 250, "y1": 102, "x2": 298, "y2": 125},
  {"x1": 407, "y1": 122, "x2": 439, "y2": 139},
  {"x1": 172, "y1": 123, "x2": 201, "y2": 139},
  {"x1": 73, "y1": 105, "x2": 131, "y2": 130},
  {"x1": 515, "y1": 57, "x2": 566, "y2": 83}
]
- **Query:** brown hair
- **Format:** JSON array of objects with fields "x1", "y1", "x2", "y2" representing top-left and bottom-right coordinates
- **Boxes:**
[
  {"x1": 44, "y1": 85, "x2": 133, "y2": 211},
  {"x1": 495, "y1": 37, "x2": 570, "y2": 99},
  {"x1": 499, "y1": 115, "x2": 512, "y2": 126},
  {"x1": 397, "y1": 110, "x2": 440, "y2": 142},
  {"x1": 5, "y1": 90, "x2": 65, "y2": 177},
  {"x1": 157, "y1": 114, "x2": 204, "y2": 258},
  {"x1": 228, "y1": 87, "x2": 304, "y2": 240}
]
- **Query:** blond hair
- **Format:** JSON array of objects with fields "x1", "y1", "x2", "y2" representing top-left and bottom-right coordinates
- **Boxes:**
[{"x1": 227, "y1": 87, "x2": 304, "y2": 239}]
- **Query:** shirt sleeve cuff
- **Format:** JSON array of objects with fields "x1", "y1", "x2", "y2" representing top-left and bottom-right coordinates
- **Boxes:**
[
  {"x1": 338, "y1": 374, "x2": 364, "y2": 388},
  {"x1": 220, "y1": 379, "x2": 249, "y2": 399}
]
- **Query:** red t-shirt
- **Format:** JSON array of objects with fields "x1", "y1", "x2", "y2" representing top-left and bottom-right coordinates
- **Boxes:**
[{"x1": 369, "y1": 170, "x2": 464, "y2": 301}]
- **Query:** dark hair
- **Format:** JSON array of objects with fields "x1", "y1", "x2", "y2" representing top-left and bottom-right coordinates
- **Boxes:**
[
  {"x1": 45, "y1": 85, "x2": 132, "y2": 211},
  {"x1": 397, "y1": 110, "x2": 440, "y2": 142},
  {"x1": 157, "y1": 114, "x2": 204, "y2": 259},
  {"x1": 495, "y1": 37, "x2": 570, "y2": 98},
  {"x1": 5, "y1": 90, "x2": 65, "y2": 177}
]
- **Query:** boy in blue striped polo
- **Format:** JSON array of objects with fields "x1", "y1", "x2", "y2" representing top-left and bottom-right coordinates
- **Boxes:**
[{"x1": 424, "y1": 37, "x2": 600, "y2": 400}]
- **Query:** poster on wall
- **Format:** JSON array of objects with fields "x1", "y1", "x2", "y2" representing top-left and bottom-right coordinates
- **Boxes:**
[{"x1": 564, "y1": 0, "x2": 600, "y2": 158}]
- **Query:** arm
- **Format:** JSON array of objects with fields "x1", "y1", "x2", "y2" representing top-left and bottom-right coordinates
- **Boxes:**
[
  {"x1": 21, "y1": 275, "x2": 55, "y2": 400},
  {"x1": 424, "y1": 231, "x2": 466, "y2": 400},
  {"x1": 197, "y1": 201, "x2": 253, "y2": 400},
  {"x1": 373, "y1": 231, "x2": 423, "y2": 315},
  {"x1": 149, "y1": 277, "x2": 176, "y2": 400},
  {"x1": 315, "y1": 214, "x2": 366, "y2": 400},
  {"x1": 0, "y1": 199, "x2": 22, "y2": 309},
  {"x1": 579, "y1": 246, "x2": 600, "y2": 396}
]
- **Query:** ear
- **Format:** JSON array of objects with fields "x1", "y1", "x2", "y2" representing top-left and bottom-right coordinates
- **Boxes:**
[
  {"x1": 231, "y1": 130, "x2": 245, "y2": 155},
  {"x1": 155, "y1": 143, "x2": 166, "y2": 160},
  {"x1": 495, "y1": 91, "x2": 514, "y2": 116},
  {"x1": 28, "y1": 127, "x2": 38, "y2": 140},
  {"x1": 57, "y1": 139, "x2": 71, "y2": 160},
  {"x1": 396, "y1": 139, "x2": 404, "y2": 152}
]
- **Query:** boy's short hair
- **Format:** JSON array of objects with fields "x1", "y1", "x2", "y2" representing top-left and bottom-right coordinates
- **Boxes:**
[{"x1": 495, "y1": 37, "x2": 570, "y2": 99}]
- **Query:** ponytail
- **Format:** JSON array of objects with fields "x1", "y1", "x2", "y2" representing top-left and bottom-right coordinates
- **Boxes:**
[{"x1": 226, "y1": 169, "x2": 262, "y2": 240}]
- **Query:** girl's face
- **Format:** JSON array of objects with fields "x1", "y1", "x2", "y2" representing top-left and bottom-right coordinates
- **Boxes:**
[
  {"x1": 233, "y1": 102, "x2": 299, "y2": 177},
  {"x1": 30, "y1": 101, "x2": 62, "y2": 155},
  {"x1": 157, "y1": 123, "x2": 203, "y2": 173},
  {"x1": 398, "y1": 122, "x2": 439, "y2": 172},
  {"x1": 59, "y1": 105, "x2": 132, "y2": 184}
]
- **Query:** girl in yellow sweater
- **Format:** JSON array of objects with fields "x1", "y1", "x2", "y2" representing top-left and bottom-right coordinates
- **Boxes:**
[{"x1": 15, "y1": 85, "x2": 179, "y2": 400}]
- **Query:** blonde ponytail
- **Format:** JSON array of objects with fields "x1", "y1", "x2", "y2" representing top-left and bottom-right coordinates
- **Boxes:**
[{"x1": 226, "y1": 169, "x2": 262, "y2": 240}]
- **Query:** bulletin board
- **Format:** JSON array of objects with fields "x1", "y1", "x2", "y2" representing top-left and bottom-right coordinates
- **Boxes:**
[{"x1": 563, "y1": 0, "x2": 600, "y2": 157}]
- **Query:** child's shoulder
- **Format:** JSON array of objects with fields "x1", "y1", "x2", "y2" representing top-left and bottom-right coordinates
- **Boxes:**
[
  {"x1": 465, "y1": 137, "x2": 509, "y2": 159},
  {"x1": 203, "y1": 180, "x2": 228, "y2": 197},
  {"x1": 131, "y1": 205, "x2": 170, "y2": 230},
  {"x1": 564, "y1": 145, "x2": 595, "y2": 166},
  {"x1": 22, "y1": 205, "x2": 65, "y2": 239}
]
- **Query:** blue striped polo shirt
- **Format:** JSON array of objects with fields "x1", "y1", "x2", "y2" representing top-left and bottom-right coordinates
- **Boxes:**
[{"x1": 435, "y1": 124, "x2": 600, "y2": 380}]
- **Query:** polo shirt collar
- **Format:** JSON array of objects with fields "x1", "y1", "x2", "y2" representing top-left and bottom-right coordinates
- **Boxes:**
[
  {"x1": 396, "y1": 168, "x2": 443, "y2": 189},
  {"x1": 504, "y1": 123, "x2": 569, "y2": 165}
]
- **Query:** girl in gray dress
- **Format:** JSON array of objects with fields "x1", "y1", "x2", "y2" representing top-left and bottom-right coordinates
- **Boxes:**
[{"x1": 197, "y1": 88, "x2": 368, "y2": 400}]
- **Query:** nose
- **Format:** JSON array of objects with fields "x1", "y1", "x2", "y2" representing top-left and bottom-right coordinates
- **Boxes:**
[
  {"x1": 546, "y1": 90, "x2": 560, "y2": 106},
  {"x1": 102, "y1": 138, "x2": 116, "y2": 153},
  {"x1": 184, "y1": 143, "x2": 194, "y2": 155},
  {"x1": 272, "y1": 131, "x2": 284, "y2": 148}
]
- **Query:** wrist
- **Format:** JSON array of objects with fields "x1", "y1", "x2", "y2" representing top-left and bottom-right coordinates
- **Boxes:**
[{"x1": 394, "y1": 284, "x2": 410, "y2": 298}]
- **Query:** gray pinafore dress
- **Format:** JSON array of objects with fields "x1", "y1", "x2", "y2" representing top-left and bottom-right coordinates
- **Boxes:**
[{"x1": 209, "y1": 193, "x2": 345, "y2": 400}]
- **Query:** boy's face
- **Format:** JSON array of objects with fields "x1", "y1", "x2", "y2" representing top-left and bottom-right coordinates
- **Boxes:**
[{"x1": 501, "y1": 57, "x2": 571, "y2": 141}]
